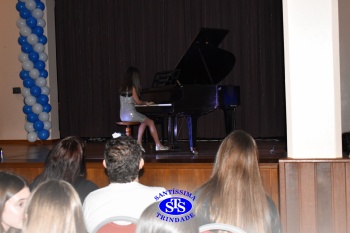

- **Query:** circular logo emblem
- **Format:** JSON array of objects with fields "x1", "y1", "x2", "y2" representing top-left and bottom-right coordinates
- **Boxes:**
[{"x1": 159, "y1": 197, "x2": 193, "y2": 215}]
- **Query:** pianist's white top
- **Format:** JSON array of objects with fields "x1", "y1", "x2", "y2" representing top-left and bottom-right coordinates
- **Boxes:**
[{"x1": 120, "y1": 95, "x2": 146, "y2": 122}]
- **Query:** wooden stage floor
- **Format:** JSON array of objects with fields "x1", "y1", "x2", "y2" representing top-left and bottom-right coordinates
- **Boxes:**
[
  {"x1": 0, "y1": 138, "x2": 287, "y2": 163},
  {"x1": 0, "y1": 138, "x2": 285, "y2": 209}
]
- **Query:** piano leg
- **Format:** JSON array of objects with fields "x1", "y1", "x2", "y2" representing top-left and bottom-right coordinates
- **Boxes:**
[
  {"x1": 167, "y1": 114, "x2": 181, "y2": 151},
  {"x1": 187, "y1": 116, "x2": 198, "y2": 155},
  {"x1": 167, "y1": 115, "x2": 174, "y2": 143},
  {"x1": 223, "y1": 107, "x2": 236, "y2": 135}
]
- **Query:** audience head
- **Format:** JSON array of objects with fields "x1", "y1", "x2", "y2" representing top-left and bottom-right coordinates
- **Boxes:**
[
  {"x1": 22, "y1": 180, "x2": 86, "y2": 233},
  {"x1": 31, "y1": 136, "x2": 86, "y2": 189},
  {"x1": 213, "y1": 129, "x2": 260, "y2": 180},
  {"x1": 119, "y1": 66, "x2": 141, "y2": 95},
  {"x1": 136, "y1": 202, "x2": 199, "y2": 233},
  {"x1": 195, "y1": 130, "x2": 271, "y2": 233},
  {"x1": 104, "y1": 135, "x2": 143, "y2": 183},
  {"x1": 0, "y1": 171, "x2": 30, "y2": 233}
]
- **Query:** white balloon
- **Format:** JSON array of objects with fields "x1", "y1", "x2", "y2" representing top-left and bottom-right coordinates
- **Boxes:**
[
  {"x1": 32, "y1": 9, "x2": 43, "y2": 19},
  {"x1": 27, "y1": 34, "x2": 38, "y2": 45},
  {"x1": 21, "y1": 87, "x2": 31, "y2": 97},
  {"x1": 27, "y1": 132, "x2": 38, "y2": 142},
  {"x1": 39, "y1": 52, "x2": 48, "y2": 62},
  {"x1": 33, "y1": 43, "x2": 44, "y2": 53},
  {"x1": 16, "y1": 18, "x2": 26, "y2": 29},
  {"x1": 18, "y1": 53, "x2": 29, "y2": 63},
  {"x1": 29, "y1": 68, "x2": 40, "y2": 79},
  {"x1": 35, "y1": 77, "x2": 47, "y2": 87},
  {"x1": 43, "y1": 121, "x2": 52, "y2": 130},
  {"x1": 39, "y1": 112, "x2": 49, "y2": 122},
  {"x1": 32, "y1": 103, "x2": 43, "y2": 114},
  {"x1": 41, "y1": 86, "x2": 50, "y2": 95},
  {"x1": 22, "y1": 61, "x2": 34, "y2": 71},
  {"x1": 25, "y1": 122, "x2": 35, "y2": 132},
  {"x1": 20, "y1": 26, "x2": 32, "y2": 37},
  {"x1": 25, "y1": 96, "x2": 37, "y2": 106},
  {"x1": 25, "y1": 0, "x2": 36, "y2": 11},
  {"x1": 37, "y1": 19, "x2": 46, "y2": 28}
]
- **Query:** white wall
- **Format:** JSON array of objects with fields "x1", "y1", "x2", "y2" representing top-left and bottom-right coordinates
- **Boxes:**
[{"x1": 0, "y1": 0, "x2": 59, "y2": 140}]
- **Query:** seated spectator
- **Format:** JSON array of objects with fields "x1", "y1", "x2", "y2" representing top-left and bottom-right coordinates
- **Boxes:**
[
  {"x1": 136, "y1": 202, "x2": 199, "y2": 233},
  {"x1": 0, "y1": 171, "x2": 30, "y2": 233},
  {"x1": 22, "y1": 180, "x2": 86, "y2": 233},
  {"x1": 30, "y1": 136, "x2": 98, "y2": 202},
  {"x1": 194, "y1": 130, "x2": 282, "y2": 233},
  {"x1": 83, "y1": 135, "x2": 167, "y2": 233}
]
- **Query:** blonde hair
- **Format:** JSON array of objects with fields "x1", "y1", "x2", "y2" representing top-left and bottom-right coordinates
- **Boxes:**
[
  {"x1": 22, "y1": 180, "x2": 86, "y2": 233},
  {"x1": 195, "y1": 130, "x2": 272, "y2": 233}
]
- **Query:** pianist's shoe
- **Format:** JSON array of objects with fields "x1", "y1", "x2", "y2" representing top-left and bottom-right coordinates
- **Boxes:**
[
  {"x1": 155, "y1": 144, "x2": 169, "y2": 151},
  {"x1": 137, "y1": 141, "x2": 146, "y2": 153}
]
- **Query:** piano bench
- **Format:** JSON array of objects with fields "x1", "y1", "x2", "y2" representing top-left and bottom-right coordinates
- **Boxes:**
[{"x1": 116, "y1": 121, "x2": 140, "y2": 137}]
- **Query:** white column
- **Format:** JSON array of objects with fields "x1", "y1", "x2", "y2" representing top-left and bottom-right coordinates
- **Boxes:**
[{"x1": 283, "y1": 0, "x2": 342, "y2": 158}]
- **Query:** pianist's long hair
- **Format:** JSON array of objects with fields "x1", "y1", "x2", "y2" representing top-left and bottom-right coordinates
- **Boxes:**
[
  {"x1": 194, "y1": 130, "x2": 278, "y2": 233},
  {"x1": 119, "y1": 66, "x2": 142, "y2": 96}
]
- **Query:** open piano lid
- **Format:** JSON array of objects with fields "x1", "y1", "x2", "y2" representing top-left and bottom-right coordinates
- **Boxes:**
[{"x1": 175, "y1": 28, "x2": 236, "y2": 85}]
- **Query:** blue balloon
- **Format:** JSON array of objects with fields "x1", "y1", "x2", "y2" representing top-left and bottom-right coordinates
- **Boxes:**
[
  {"x1": 21, "y1": 44, "x2": 33, "y2": 53},
  {"x1": 23, "y1": 105, "x2": 32, "y2": 114},
  {"x1": 26, "y1": 17, "x2": 37, "y2": 28},
  {"x1": 20, "y1": 9, "x2": 31, "y2": 19},
  {"x1": 32, "y1": 26, "x2": 43, "y2": 36},
  {"x1": 34, "y1": 0, "x2": 42, "y2": 3},
  {"x1": 38, "y1": 129, "x2": 50, "y2": 140},
  {"x1": 18, "y1": 36, "x2": 28, "y2": 46},
  {"x1": 16, "y1": 2, "x2": 25, "y2": 12},
  {"x1": 36, "y1": 2, "x2": 45, "y2": 10},
  {"x1": 34, "y1": 60, "x2": 45, "y2": 70},
  {"x1": 33, "y1": 121, "x2": 44, "y2": 131},
  {"x1": 28, "y1": 51, "x2": 39, "y2": 62},
  {"x1": 20, "y1": 70, "x2": 30, "y2": 80},
  {"x1": 23, "y1": 78, "x2": 35, "y2": 88},
  {"x1": 42, "y1": 103, "x2": 51, "y2": 113},
  {"x1": 27, "y1": 113, "x2": 38, "y2": 123},
  {"x1": 37, "y1": 94, "x2": 49, "y2": 105},
  {"x1": 38, "y1": 35, "x2": 47, "y2": 45},
  {"x1": 30, "y1": 86, "x2": 41, "y2": 96},
  {"x1": 40, "y1": 69, "x2": 48, "y2": 78}
]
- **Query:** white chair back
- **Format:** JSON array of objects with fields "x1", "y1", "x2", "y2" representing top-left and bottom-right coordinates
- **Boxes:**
[{"x1": 92, "y1": 216, "x2": 138, "y2": 233}]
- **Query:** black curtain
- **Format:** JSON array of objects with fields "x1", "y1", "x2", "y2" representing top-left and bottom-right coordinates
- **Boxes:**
[{"x1": 55, "y1": 0, "x2": 285, "y2": 139}]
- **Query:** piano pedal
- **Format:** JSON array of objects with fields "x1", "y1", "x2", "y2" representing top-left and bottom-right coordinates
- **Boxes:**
[{"x1": 190, "y1": 147, "x2": 198, "y2": 155}]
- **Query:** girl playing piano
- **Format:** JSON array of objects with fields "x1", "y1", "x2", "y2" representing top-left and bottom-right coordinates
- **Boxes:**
[{"x1": 119, "y1": 66, "x2": 169, "y2": 152}]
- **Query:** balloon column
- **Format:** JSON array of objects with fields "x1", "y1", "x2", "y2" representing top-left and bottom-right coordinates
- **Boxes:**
[{"x1": 16, "y1": 0, "x2": 51, "y2": 142}]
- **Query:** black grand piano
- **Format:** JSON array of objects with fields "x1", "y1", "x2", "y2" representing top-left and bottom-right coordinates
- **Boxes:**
[{"x1": 136, "y1": 28, "x2": 239, "y2": 154}]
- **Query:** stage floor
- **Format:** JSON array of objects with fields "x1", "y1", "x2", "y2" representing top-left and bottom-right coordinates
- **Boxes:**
[{"x1": 0, "y1": 138, "x2": 287, "y2": 163}]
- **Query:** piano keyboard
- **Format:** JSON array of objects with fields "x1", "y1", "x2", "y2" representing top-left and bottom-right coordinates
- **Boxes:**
[{"x1": 135, "y1": 103, "x2": 172, "y2": 107}]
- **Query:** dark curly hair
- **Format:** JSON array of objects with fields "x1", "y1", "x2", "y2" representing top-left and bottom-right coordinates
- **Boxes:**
[{"x1": 104, "y1": 135, "x2": 143, "y2": 183}]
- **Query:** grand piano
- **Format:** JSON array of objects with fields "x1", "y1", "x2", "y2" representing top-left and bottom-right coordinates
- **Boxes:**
[{"x1": 136, "y1": 28, "x2": 239, "y2": 154}]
